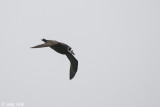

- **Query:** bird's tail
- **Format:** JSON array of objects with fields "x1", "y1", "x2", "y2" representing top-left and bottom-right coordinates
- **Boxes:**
[{"x1": 66, "y1": 53, "x2": 78, "y2": 80}]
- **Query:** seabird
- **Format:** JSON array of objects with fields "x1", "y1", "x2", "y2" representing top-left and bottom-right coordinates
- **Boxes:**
[{"x1": 31, "y1": 39, "x2": 78, "y2": 80}]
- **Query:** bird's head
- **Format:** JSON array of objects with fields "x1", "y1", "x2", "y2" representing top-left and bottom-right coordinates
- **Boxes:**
[{"x1": 42, "y1": 38, "x2": 47, "y2": 42}]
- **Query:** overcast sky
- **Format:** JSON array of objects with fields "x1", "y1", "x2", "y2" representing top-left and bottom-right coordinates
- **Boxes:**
[{"x1": 0, "y1": 0, "x2": 160, "y2": 107}]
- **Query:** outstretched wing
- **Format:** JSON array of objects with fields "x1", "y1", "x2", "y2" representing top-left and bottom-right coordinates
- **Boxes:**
[
  {"x1": 31, "y1": 43, "x2": 50, "y2": 48},
  {"x1": 66, "y1": 53, "x2": 78, "y2": 80},
  {"x1": 31, "y1": 40, "x2": 58, "y2": 48}
]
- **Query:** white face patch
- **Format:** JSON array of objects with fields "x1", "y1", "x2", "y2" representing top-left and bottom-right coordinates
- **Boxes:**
[
  {"x1": 67, "y1": 47, "x2": 75, "y2": 55},
  {"x1": 67, "y1": 47, "x2": 71, "y2": 51}
]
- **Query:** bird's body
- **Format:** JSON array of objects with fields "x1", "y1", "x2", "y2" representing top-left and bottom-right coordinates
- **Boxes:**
[
  {"x1": 31, "y1": 39, "x2": 78, "y2": 80},
  {"x1": 50, "y1": 43, "x2": 69, "y2": 54}
]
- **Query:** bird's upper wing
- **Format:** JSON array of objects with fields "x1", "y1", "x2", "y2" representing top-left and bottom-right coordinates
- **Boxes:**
[{"x1": 31, "y1": 40, "x2": 58, "y2": 48}]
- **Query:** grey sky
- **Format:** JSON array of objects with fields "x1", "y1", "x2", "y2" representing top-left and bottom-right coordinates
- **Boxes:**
[{"x1": 0, "y1": 0, "x2": 160, "y2": 107}]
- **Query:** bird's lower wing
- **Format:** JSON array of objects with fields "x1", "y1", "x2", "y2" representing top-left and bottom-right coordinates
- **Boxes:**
[{"x1": 66, "y1": 53, "x2": 78, "y2": 80}]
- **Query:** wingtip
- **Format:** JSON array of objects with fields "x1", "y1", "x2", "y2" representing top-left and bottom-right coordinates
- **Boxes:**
[
  {"x1": 70, "y1": 71, "x2": 76, "y2": 80},
  {"x1": 70, "y1": 76, "x2": 74, "y2": 80}
]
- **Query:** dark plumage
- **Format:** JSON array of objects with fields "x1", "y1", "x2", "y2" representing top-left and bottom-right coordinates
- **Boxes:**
[{"x1": 31, "y1": 39, "x2": 78, "y2": 80}]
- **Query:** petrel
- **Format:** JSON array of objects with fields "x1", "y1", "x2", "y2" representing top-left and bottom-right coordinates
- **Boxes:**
[{"x1": 31, "y1": 39, "x2": 78, "y2": 80}]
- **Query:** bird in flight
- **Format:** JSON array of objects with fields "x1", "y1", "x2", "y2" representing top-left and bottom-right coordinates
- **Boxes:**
[{"x1": 31, "y1": 39, "x2": 78, "y2": 80}]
